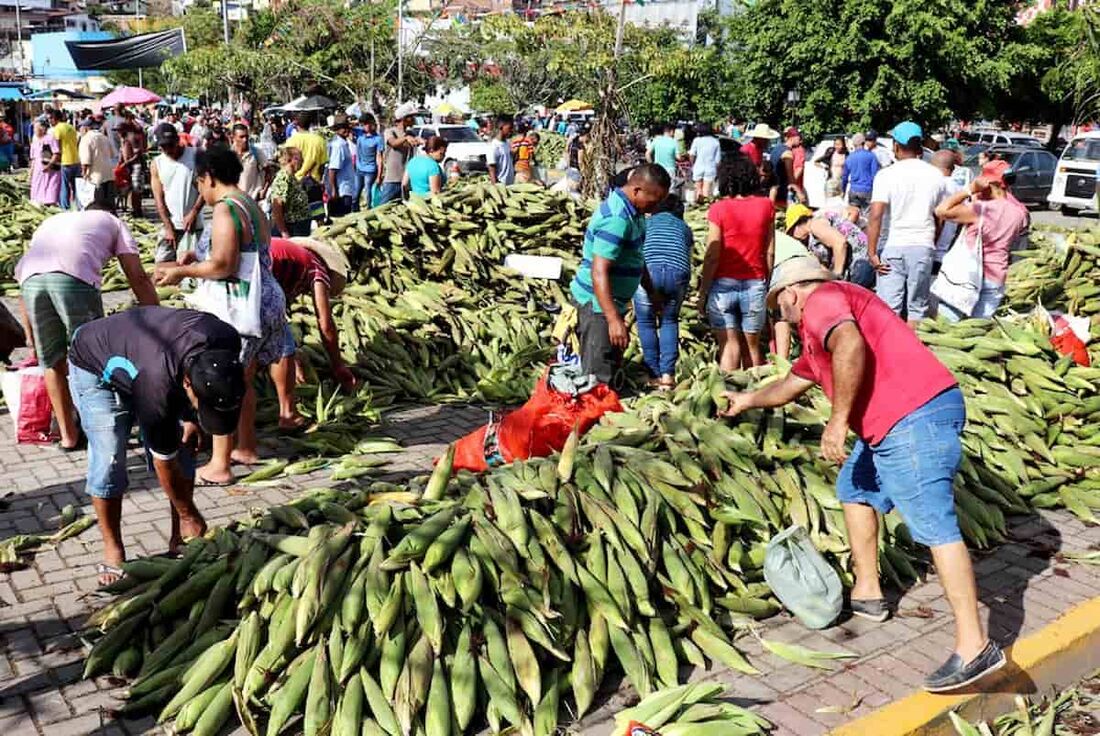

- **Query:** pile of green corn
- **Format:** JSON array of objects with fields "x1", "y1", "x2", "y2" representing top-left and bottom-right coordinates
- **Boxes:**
[
  {"x1": 81, "y1": 308, "x2": 1100, "y2": 734},
  {"x1": 1004, "y1": 225, "x2": 1100, "y2": 316}
]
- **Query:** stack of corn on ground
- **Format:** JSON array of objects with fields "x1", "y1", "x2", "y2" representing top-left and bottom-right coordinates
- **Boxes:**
[{"x1": 48, "y1": 184, "x2": 1100, "y2": 733}]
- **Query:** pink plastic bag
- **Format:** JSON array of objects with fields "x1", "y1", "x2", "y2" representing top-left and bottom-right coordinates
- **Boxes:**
[{"x1": 1, "y1": 367, "x2": 56, "y2": 444}]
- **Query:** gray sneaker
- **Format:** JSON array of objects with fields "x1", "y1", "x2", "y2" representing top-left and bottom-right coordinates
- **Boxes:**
[
  {"x1": 924, "y1": 640, "x2": 1006, "y2": 692},
  {"x1": 847, "y1": 598, "x2": 890, "y2": 623}
]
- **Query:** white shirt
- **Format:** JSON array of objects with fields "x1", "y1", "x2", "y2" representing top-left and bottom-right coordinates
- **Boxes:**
[
  {"x1": 78, "y1": 130, "x2": 117, "y2": 185},
  {"x1": 934, "y1": 177, "x2": 963, "y2": 261},
  {"x1": 154, "y1": 147, "x2": 199, "y2": 229},
  {"x1": 871, "y1": 158, "x2": 947, "y2": 250},
  {"x1": 689, "y1": 135, "x2": 721, "y2": 176}
]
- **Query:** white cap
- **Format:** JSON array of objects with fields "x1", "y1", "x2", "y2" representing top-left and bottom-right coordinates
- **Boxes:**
[{"x1": 394, "y1": 102, "x2": 418, "y2": 119}]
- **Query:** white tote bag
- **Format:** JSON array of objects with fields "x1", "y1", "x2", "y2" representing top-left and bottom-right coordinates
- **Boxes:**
[
  {"x1": 184, "y1": 198, "x2": 264, "y2": 337},
  {"x1": 931, "y1": 212, "x2": 983, "y2": 317}
]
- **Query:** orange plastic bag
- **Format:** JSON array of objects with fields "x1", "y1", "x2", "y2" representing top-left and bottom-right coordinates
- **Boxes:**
[{"x1": 452, "y1": 369, "x2": 622, "y2": 472}]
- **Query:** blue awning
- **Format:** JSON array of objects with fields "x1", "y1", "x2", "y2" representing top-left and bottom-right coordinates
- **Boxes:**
[{"x1": 0, "y1": 88, "x2": 25, "y2": 101}]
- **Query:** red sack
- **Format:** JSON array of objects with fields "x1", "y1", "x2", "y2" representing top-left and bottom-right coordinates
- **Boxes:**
[
  {"x1": 1, "y1": 367, "x2": 56, "y2": 444},
  {"x1": 452, "y1": 370, "x2": 622, "y2": 472},
  {"x1": 1051, "y1": 315, "x2": 1090, "y2": 367}
]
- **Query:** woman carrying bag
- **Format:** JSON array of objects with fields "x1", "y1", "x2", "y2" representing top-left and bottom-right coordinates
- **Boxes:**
[
  {"x1": 933, "y1": 160, "x2": 1028, "y2": 321},
  {"x1": 156, "y1": 145, "x2": 287, "y2": 486}
]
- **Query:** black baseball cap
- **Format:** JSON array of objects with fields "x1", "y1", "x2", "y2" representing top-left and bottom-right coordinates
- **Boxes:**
[
  {"x1": 187, "y1": 349, "x2": 245, "y2": 436},
  {"x1": 154, "y1": 122, "x2": 179, "y2": 147}
]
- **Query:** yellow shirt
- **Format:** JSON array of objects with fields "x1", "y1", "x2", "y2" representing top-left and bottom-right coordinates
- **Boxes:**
[
  {"x1": 52, "y1": 122, "x2": 79, "y2": 166},
  {"x1": 285, "y1": 131, "x2": 327, "y2": 181}
]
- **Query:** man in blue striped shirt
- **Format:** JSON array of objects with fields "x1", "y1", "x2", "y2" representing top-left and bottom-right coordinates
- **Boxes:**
[{"x1": 569, "y1": 164, "x2": 671, "y2": 385}]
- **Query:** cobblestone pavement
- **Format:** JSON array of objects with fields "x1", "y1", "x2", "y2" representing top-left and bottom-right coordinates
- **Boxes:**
[{"x1": 1, "y1": 376, "x2": 1100, "y2": 735}]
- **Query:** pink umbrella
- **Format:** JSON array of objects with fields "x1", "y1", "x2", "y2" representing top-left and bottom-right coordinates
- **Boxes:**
[{"x1": 99, "y1": 86, "x2": 162, "y2": 108}]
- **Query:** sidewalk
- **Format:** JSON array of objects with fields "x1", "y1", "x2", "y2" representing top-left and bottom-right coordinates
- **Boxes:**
[{"x1": 1, "y1": 391, "x2": 1099, "y2": 735}]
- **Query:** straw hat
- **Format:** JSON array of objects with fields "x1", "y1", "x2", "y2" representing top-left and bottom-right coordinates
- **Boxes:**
[
  {"x1": 745, "y1": 123, "x2": 780, "y2": 140},
  {"x1": 766, "y1": 255, "x2": 835, "y2": 309},
  {"x1": 290, "y1": 237, "x2": 350, "y2": 297}
]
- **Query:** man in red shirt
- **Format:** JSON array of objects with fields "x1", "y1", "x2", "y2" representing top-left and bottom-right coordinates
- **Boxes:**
[
  {"x1": 780, "y1": 127, "x2": 807, "y2": 204},
  {"x1": 720, "y1": 255, "x2": 1004, "y2": 693}
]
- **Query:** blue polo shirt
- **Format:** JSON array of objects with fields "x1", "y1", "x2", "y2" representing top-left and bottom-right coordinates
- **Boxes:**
[
  {"x1": 569, "y1": 188, "x2": 647, "y2": 313},
  {"x1": 355, "y1": 132, "x2": 384, "y2": 175}
]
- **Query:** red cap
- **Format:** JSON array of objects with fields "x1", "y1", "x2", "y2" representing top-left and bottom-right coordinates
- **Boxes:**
[
  {"x1": 784, "y1": 126, "x2": 801, "y2": 138},
  {"x1": 981, "y1": 159, "x2": 1011, "y2": 187}
]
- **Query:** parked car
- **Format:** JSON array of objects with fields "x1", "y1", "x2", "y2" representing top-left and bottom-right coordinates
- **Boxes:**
[
  {"x1": 1048, "y1": 132, "x2": 1100, "y2": 214},
  {"x1": 409, "y1": 124, "x2": 492, "y2": 174},
  {"x1": 964, "y1": 145, "x2": 1058, "y2": 205},
  {"x1": 970, "y1": 130, "x2": 1044, "y2": 148}
]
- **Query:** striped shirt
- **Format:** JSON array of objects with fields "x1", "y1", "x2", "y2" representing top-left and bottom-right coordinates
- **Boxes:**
[
  {"x1": 569, "y1": 188, "x2": 646, "y2": 313},
  {"x1": 641, "y1": 212, "x2": 692, "y2": 274}
]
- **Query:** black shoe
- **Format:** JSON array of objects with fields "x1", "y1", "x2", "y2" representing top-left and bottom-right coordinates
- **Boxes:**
[
  {"x1": 847, "y1": 598, "x2": 890, "y2": 622},
  {"x1": 924, "y1": 640, "x2": 1006, "y2": 692}
]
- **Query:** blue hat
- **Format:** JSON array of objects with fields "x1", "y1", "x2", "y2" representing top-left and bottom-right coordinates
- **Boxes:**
[{"x1": 890, "y1": 121, "x2": 923, "y2": 146}]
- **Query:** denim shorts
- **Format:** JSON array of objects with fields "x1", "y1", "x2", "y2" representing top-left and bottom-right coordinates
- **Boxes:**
[
  {"x1": 876, "y1": 246, "x2": 934, "y2": 320},
  {"x1": 706, "y1": 278, "x2": 767, "y2": 333},
  {"x1": 836, "y1": 387, "x2": 965, "y2": 547},
  {"x1": 281, "y1": 323, "x2": 297, "y2": 359},
  {"x1": 69, "y1": 363, "x2": 194, "y2": 499}
]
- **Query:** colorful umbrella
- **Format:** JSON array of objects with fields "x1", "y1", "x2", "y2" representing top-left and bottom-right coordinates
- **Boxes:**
[
  {"x1": 555, "y1": 99, "x2": 591, "y2": 114},
  {"x1": 99, "y1": 86, "x2": 162, "y2": 107}
]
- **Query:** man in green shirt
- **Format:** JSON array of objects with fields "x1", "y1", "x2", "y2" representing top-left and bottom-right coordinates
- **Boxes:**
[
  {"x1": 569, "y1": 163, "x2": 671, "y2": 386},
  {"x1": 647, "y1": 123, "x2": 681, "y2": 180}
]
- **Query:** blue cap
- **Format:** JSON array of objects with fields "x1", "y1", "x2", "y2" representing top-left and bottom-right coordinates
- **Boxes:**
[{"x1": 890, "y1": 121, "x2": 923, "y2": 146}]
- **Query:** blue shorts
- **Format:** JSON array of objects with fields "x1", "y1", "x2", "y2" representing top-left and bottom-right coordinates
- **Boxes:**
[
  {"x1": 69, "y1": 363, "x2": 194, "y2": 499},
  {"x1": 706, "y1": 278, "x2": 767, "y2": 333},
  {"x1": 836, "y1": 388, "x2": 965, "y2": 547},
  {"x1": 281, "y1": 323, "x2": 297, "y2": 359}
]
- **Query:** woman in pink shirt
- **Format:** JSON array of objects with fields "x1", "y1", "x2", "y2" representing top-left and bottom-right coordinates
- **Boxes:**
[
  {"x1": 16, "y1": 206, "x2": 159, "y2": 449},
  {"x1": 934, "y1": 159, "x2": 1028, "y2": 320},
  {"x1": 29, "y1": 120, "x2": 61, "y2": 206}
]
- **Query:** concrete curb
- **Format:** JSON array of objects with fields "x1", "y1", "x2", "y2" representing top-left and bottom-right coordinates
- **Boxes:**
[{"x1": 829, "y1": 595, "x2": 1100, "y2": 736}]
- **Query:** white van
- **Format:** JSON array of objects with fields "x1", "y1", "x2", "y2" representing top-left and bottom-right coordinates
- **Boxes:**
[{"x1": 1048, "y1": 132, "x2": 1100, "y2": 214}]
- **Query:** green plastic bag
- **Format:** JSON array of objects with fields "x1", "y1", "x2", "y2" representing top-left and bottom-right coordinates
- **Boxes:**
[{"x1": 763, "y1": 525, "x2": 842, "y2": 630}]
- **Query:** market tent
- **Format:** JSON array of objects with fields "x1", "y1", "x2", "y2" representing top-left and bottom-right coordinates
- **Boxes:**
[
  {"x1": 555, "y1": 99, "x2": 591, "y2": 113},
  {"x1": 25, "y1": 89, "x2": 94, "y2": 101},
  {"x1": 0, "y1": 87, "x2": 26, "y2": 102}
]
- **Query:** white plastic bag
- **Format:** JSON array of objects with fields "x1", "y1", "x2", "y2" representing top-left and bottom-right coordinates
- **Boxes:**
[
  {"x1": 931, "y1": 212, "x2": 983, "y2": 316},
  {"x1": 185, "y1": 251, "x2": 263, "y2": 337},
  {"x1": 763, "y1": 525, "x2": 843, "y2": 629}
]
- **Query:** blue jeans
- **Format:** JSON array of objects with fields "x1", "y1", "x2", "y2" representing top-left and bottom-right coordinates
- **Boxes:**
[
  {"x1": 836, "y1": 387, "x2": 965, "y2": 547},
  {"x1": 60, "y1": 164, "x2": 81, "y2": 210},
  {"x1": 355, "y1": 171, "x2": 377, "y2": 212},
  {"x1": 633, "y1": 266, "x2": 689, "y2": 378},
  {"x1": 706, "y1": 278, "x2": 767, "y2": 333},
  {"x1": 876, "y1": 246, "x2": 934, "y2": 320},
  {"x1": 378, "y1": 182, "x2": 403, "y2": 205},
  {"x1": 68, "y1": 363, "x2": 194, "y2": 499}
]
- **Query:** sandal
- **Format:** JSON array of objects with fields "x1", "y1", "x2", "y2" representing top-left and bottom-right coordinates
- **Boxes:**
[
  {"x1": 195, "y1": 475, "x2": 235, "y2": 488},
  {"x1": 96, "y1": 563, "x2": 126, "y2": 588}
]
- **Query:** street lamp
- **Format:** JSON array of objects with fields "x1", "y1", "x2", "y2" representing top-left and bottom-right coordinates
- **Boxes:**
[{"x1": 786, "y1": 88, "x2": 800, "y2": 125}]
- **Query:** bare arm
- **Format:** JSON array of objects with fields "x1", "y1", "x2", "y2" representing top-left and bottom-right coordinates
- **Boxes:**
[
  {"x1": 723, "y1": 372, "x2": 816, "y2": 414},
  {"x1": 825, "y1": 321, "x2": 865, "y2": 428},
  {"x1": 698, "y1": 223, "x2": 723, "y2": 303},
  {"x1": 935, "y1": 184, "x2": 978, "y2": 225},
  {"x1": 428, "y1": 173, "x2": 442, "y2": 194},
  {"x1": 591, "y1": 255, "x2": 627, "y2": 348},
  {"x1": 312, "y1": 280, "x2": 342, "y2": 369},
  {"x1": 809, "y1": 219, "x2": 848, "y2": 276},
  {"x1": 866, "y1": 202, "x2": 886, "y2": 262},
  {"x1": 118, "y1": 253, "x2": 159, "y2": 306},
  {"x1": 765, "y1": 226, "x2": 775, "y2": 275},
  {"x1": 150, "y1": 163, "x2": 175, "y2": 232},
  {"x1": 170, "y1": 203, "x2": 239, "y2": 281}
]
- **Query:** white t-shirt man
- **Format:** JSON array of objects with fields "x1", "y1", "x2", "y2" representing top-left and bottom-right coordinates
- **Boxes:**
[{"x1": 871, "y1": 158, "x2": 947, "y2": 250}]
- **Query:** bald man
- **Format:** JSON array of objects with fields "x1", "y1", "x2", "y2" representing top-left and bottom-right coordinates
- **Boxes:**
[{"x1": 931, "y1": 150, "x2": 964, "y2": 272}]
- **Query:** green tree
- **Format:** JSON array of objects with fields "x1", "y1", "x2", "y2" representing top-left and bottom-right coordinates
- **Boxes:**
[
  {"x1": 469, "y1": 79, "x2": 513, "y2": 114},
  {"x1": 723, "y1": 0, "x2": 1028, "y2": 138}
]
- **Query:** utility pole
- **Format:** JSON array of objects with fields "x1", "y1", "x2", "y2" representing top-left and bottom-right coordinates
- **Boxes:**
[
  {"x1": 136, "y1": 0, "x2": 143, "y2": 88},
  {"x1": 396, "y1": 0, "x2": 403, "y2": 102},
  {"x1": 613, "y1": 0, "x2": 627, "y2": 59},
  {"x1": 14, "y1": 1, "x2": 23, "y2": 78}
]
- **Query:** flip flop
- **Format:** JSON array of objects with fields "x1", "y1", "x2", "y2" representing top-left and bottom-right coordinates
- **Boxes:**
[
  {"x1": 195, "y1": 475, "x2": 235, "y2": 488},
  {"x1": 96, "y1": 563, "x2": 126, "y2": 588}
]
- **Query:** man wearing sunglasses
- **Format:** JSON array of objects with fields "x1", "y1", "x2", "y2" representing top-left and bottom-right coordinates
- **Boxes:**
[{"x1": 720, "y1": 255, "x2": 1002, "y2": 693}]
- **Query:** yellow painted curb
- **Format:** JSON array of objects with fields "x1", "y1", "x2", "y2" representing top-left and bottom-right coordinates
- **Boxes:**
[{"x1": 830, "y1": 595, "x2": 1100, "y2": 736}]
